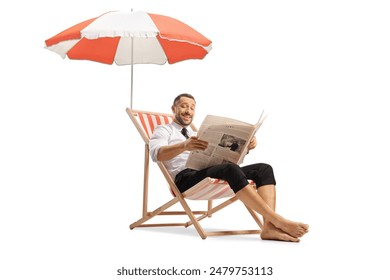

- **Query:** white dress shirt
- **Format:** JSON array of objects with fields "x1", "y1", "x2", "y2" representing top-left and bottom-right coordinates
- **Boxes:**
[{"x1": 149, "y1": 122, "x2": 195, "y2": 178}]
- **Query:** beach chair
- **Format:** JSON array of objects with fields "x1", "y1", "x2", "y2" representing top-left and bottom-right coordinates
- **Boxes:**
[{"x1": 126, "y1": 108, "x2": 263, "y2": 239}]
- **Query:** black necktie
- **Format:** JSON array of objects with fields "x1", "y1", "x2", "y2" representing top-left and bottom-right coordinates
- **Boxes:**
[{"x1": 181, "y1": 127, "x2": 189, "y2": 139}]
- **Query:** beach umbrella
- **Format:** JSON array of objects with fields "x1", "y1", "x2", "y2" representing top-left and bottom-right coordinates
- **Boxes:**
[{"x1": 44, "y1": 10, "x2": 212, "y2": 108}]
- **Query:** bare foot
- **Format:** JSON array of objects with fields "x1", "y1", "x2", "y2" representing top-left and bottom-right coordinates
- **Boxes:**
[
  {"x1": 261, "y1": 223, "x2": 300, "y2": 242},
  {"x1": 272, "y1": 216, "x2": 309, "y2": 238}
]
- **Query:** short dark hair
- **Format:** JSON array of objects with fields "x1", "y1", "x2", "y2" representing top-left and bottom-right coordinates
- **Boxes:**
[{"x1": 173, "y1": 93, "x2": 196, "y2": 105}]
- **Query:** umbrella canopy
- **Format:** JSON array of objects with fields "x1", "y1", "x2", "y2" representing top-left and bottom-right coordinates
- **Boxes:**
[{"x1": 44, "y1": 10, "x2": 212, "y2": 107}]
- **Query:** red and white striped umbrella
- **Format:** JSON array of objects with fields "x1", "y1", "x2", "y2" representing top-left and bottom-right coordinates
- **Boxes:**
[{"x1": 44, "y1": 10, "x2": 212, "y2": 108}]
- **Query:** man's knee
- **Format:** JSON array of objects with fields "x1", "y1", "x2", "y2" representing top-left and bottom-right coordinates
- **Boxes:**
[
  {"x1": 262, "y1": 163, "x2": 274, "y2": 175},
  {"x1": 220, "y1": 162, "x2": 242, "y2": 174},
  {"x1": 257, "y1": 163, "x2": 276, "y2": 186}
]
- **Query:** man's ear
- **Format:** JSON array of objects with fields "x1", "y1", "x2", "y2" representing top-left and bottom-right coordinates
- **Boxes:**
[{"x1": 171, "y1": 105, "x2": 175, "y2": 113}]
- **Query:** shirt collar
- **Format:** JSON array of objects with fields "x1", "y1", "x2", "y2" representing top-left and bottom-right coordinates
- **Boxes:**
[
  {"x1": 171, "y1": 121, "x2": 193, "y2": 134},
  {"x1": 171, "y1": 121, "x2": 186, "y2": 130}
]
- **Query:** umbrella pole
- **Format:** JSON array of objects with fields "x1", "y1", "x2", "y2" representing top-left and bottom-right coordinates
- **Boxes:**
[
  {"x1": 130, "y1": 65, "x2": 133, "y2": 109},
  {"x1": 130, "y1": 37, "x2": 134, "y2": 109}
]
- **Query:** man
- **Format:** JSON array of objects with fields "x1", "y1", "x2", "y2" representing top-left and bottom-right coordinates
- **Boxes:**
[{"x1": 150, "y1": 93, "x2": 309, "y2": 242}]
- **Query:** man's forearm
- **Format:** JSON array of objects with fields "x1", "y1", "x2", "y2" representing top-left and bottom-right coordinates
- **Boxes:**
[{"x1": 157, "y1": 142, "x2": 186, "y2": 161}]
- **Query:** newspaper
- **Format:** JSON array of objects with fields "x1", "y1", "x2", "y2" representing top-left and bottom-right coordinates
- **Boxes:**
[{"x1": 185, "y1": 111, "x2": 267, "y2": 170}]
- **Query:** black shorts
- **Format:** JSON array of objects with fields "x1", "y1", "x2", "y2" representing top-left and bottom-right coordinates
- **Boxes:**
[{"x1": 175, "y1": 162, "x2": 276, "y2": 193}]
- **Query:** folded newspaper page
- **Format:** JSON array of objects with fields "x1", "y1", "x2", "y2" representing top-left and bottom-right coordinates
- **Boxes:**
[{"x1": 185, "y1": 111, "x2": 267, "y2": 170}]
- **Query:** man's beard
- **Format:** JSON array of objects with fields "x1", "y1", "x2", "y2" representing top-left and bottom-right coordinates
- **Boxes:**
[{"x1": 175, "y1": 114, "x2": 192, "y2": 126}]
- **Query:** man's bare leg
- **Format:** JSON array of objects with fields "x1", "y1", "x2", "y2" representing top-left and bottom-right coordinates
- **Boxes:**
[
  {"x1": 257, "y1": 184, "x2": 276, "y2": 209},
  {"x1": 235, "y1": 184, "x2": 309, "y2": 240},
  {"x1": 256, "y1": 185, "x2": 300, "y2": 242}
]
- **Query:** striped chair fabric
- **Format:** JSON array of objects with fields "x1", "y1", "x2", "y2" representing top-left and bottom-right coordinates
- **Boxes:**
[
  {"x1": 135, "y1": 111, "x2": 174, "y2": 139},
  {"x1": 132, "y1": 110, "x2": 254, "y2": 200}
]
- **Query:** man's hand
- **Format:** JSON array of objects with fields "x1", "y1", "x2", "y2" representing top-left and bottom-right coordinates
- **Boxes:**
[
  {"x1": 248, "y1": 136, "x2": 257, "y2": 151},
  {"x1": 184, "y1": 136, "x2": 208, "y2": 151},
  {"x1": 157, "y1": 136, "x2": 208, "y2": 161}
]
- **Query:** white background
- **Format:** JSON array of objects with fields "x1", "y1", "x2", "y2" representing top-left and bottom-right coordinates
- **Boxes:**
[{"x1": 1, "y1": 0, "x2": 389, "y2": 279}]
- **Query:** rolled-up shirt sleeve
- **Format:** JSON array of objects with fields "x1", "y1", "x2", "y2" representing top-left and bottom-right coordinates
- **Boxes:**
[
  {"x1": 149, "y1": 125, "x2": 171, "y2": 162},
  {"x1": 148, "y1": 122, "x2": 190, "y2": 178}
]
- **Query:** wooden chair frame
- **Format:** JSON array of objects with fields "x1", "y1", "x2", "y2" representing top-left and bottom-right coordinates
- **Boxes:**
[{"x1": 127, "y1": 108, "x2": 263, "y2": 239}]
